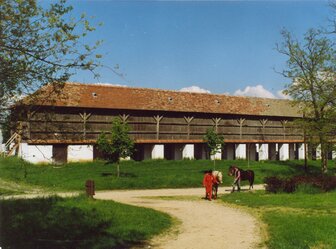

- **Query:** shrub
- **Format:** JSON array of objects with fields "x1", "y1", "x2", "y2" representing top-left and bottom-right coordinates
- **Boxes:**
[{"x1": 264, "y1": 175, "x2": 336, "y2": 193}]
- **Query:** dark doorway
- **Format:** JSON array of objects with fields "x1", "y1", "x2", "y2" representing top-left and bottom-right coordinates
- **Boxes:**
[{"x1": 52, "y1": 144, "x2": 67, "y2": 164}]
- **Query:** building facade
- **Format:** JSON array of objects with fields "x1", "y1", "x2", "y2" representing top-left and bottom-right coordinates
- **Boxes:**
[{"x1": 11, "y1": 82, "x2": 321, "y2": 164}]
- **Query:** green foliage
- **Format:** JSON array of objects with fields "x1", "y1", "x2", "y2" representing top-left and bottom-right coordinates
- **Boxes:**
[
  {"x1": 203, "y1": 127, "x2": 224, "y2": 156},
  {"x1": 0, "y1": 196, "x2": 172, "y2": 249},
  {"x1": 0, "y1": 0, "x2": 102, "y2": 120},
  {"x1": 97, "y1": 118, "x2": 135, "y2": 163},
  {"x1": 277, "y1": 28, "x2": 336, "y2": 172}
]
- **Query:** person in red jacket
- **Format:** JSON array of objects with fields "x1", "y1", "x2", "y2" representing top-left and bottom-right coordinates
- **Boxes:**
[{"x1": 203, "y1": 170, "x2": 218, "y2": 201}]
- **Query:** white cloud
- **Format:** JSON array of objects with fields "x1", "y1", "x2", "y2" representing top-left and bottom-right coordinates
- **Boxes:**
[
  {"x1": 179, "y1": 86, "x2": 211, "y2": 94},
  {"x1": 234, "y1": 85, "x2": 289, "y2": 99},
  {"x1": 93, "y1": 82, "x2": 128, "y2": 87},
  {"x1": 234, "y1": 85, "x2": 275, "y2": 98},
  {"x1": 276, "y1": 90, "x2": 291, "y2": 100}
]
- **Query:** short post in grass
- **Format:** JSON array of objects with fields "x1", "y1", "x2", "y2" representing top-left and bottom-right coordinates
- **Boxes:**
[{"x1": 85, "y1": 180, "x2": 95, "y2": 198}]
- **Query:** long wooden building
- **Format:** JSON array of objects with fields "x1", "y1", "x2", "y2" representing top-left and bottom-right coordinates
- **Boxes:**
[{"x1": 11, "y1": 82, "x2": 315, "y2": 164}]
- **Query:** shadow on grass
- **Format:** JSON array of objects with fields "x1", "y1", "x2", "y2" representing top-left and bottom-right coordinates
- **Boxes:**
[{"x1": 0, "y1": 197, "x2": 145, "y2": 249}]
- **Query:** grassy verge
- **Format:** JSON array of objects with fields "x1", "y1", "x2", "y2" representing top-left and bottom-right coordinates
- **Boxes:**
[
  {"x1": 220, "y1": 191, "x2": 336, "y2": 249},
  {"x1": 1, "y1": 157, "x2": 334, "y2": 191},
  {"x1": 0, "y1": 195, "x2": 172, "y2": 249}
]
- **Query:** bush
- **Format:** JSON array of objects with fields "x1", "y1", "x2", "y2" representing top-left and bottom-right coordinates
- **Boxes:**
[{"x1": 264, "y1": 175, "x2": 336, "y2": 193}]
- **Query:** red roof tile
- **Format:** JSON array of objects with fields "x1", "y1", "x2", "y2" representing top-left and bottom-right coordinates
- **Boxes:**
[{"x1": 20, "y1": 82, "x2": 302, "y2": 118}]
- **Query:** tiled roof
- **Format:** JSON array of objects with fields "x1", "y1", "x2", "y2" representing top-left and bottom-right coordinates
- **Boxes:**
[{"x1": 20, "y1": 82, "x2": 302, "y2": 118}]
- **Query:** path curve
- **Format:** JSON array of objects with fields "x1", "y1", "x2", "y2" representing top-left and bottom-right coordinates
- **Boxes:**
[{"x1": 95, "y1": 185, "x2": 265, "y2": 249}]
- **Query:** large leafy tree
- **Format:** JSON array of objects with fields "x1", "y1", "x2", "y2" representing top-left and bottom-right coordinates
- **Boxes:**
[
  {"x1": 0, "y1": 0, "x2": 101, "y2": 121},
  {"x1": 277, "y1": 29, "x2": 336, "y2": 173},
  {"x1": 97, "y1": 118, "x2": 135, "y2": 177}
]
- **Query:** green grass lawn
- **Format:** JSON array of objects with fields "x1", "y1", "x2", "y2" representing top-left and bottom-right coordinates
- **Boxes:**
[
  {"x1": 1, "y1": 157, "x2": 336, "y2": 248},
  {"x1": 220, "y1": 191, "x2": 336, "y2": 249},
  {"x1": 0, "y1": 156, "x2": 334, "y2": 191},
  {"x1": 0, "y1": 195, "x2": 172, "y2": 249}
]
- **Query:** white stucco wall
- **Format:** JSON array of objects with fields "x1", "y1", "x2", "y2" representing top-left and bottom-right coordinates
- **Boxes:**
[
  {"x1": 151, "y1": 144, "x2": 164, "y2": 159},
  {"x1": 182, "y1": 144, "x2": 194, "y2": 159},
  {"x1": 298, "y1": 143, "x2": 305, "y2": 160},
  {"x1": 258, "y1": 144, "x2": 269, "y2": 161},
  {"x1": 19, "y1": 143, "x2": 53, "y2": 164},
  {"x1": 67, "y1": 145, "x2": 93, "y2": 162},
  {"x1": 235, "y1": 144, "x2": 246, "y2": 159},
  {"x1": 279, "y1": 143, "x2": 289, "y2": 161}
]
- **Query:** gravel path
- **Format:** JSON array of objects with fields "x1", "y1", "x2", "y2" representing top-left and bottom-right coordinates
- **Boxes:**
[{"x1": 95, "y1": 185, "x2": 265, "y2": 249}]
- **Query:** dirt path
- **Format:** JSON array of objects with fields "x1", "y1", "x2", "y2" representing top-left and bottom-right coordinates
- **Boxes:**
[{"x1": 96, "y1": 185, "x2": 265, "y2": 249}]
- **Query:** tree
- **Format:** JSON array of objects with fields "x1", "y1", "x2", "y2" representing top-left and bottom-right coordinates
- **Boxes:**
[
  {"x1": 97, "y1": 118, "x2": 135, "y2": 177},
  {"x1": 0, "y1": 0, "x2": 101, "y2": 122},
  {"x1": 277, "y1": 29, "x2": 336, "y2": 173},
  {"x1": 203, "y1": 127, "x2": 224, "y2": 169}
]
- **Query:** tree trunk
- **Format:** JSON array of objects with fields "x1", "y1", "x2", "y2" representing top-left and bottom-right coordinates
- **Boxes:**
[
  {"x1": 321, "y1": 143, "x2": 328, "y2": 173},
  {"x1": 117, "y1": 163, "x2": 120, "y2": 178},
  {"x1": 304, "y1": 142, "x2": 308, "y2": 173}
]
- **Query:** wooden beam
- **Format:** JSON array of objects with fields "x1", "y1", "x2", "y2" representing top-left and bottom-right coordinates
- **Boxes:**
[
  {"x1": 79, "y1": 111, "x2": 92, "y2": 139},
  {"x1": 153, "y1": 115, "x2": 163, "y2": 140},
  {"x1": 184, "y1": 116, "x2": 194, "y2": 139},
  {"x1": 119, "y1": 114, "x2": 130, "y2": 123},
  {"x1": 26, "y1": 138, "x2": 305, "y2": 145},
  {"x1": 237, "y1": 118, "x2": 246, "y2": 139},
  {"x1": 212, "y1": 117, "x2": 221, "y2": 132}
]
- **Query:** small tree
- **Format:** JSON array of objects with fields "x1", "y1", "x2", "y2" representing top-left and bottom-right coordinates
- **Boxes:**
[
  {"x1": 97, "y1": 118, "x2": 134, "y2": 177},
  {"x1": 204, "y1": 127, "x2": 224, "y2": 169}
]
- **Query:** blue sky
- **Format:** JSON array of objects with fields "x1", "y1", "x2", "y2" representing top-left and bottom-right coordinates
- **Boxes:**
[{"x1": 66, "y1": 0, "x2": 331, "y2": 98}]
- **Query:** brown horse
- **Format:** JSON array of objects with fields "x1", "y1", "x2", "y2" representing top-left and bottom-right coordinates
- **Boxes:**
[{"x1": 228, "y1": 165, "x2": 254, "y2": 192}]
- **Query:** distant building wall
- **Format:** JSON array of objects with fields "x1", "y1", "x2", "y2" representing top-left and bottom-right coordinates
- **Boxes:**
[{"x1": 19, "y1": 143, "x2": 53, "y2": 164}]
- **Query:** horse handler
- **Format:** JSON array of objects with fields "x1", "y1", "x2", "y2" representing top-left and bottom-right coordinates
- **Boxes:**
[
  {"x1": 203, "y1": 170, "x2": 218, "y2": 200},
  {"x1": 231, "y1": 166, "x2": 241, "y2": 192}
]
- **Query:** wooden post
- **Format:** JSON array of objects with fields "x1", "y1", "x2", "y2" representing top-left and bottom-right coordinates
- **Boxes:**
[
  {"x1": 79, "y1": 111, "x2": 92, "y2": 139},
  {"x1": 260, "y1": 119, "x2": 268, "y2": 139},
  {"x1": 184, "y1": 116, "x2": 194, "y2": 139},
  {"x1": 281, "y1": 120, "x2": 288, "y2": 140},
  {"x1": 237, "y1": 118, "x2": 246, "y2": 139},
  {"x1": 153, "y1": 115, "x2": 163, "y2": 140},
  {"x1": 119, "y1": 114, "x2": 130, "y2": 123},
  {"x1": 212, "y1": 118, "x2": 221, "y2": 133}
]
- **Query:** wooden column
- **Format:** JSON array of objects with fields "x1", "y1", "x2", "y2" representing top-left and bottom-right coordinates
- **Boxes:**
[
  {"x1": 237, "y1": 118, "x2": 246, "y2": 139},
  {"x1": 119, "y1": 114, "x2": 130, "y2": 123},
  {"x1": 184, "y1": 116, "x2": 194, "y2": 139},
  {"x1": 153, "y1": 115, "x2": 163, "y2": 140},
  {"x1": 281, "y1": 120, "x2": 288, "y2": 140},
  {"x1": 79, "y1": 111, "x2": 92, "y2": 139},
  {"x1": 260, "y1": 119, "x2": 268, "y2": 139},
  {"x1": 212, "y1": 118, "x2": 221, "y2": 133}
]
